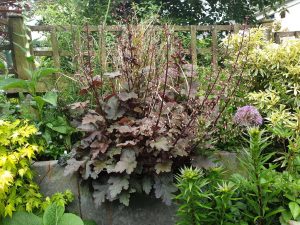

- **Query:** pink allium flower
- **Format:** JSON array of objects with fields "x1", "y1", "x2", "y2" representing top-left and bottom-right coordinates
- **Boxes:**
[{"x1": 233, "y1": 105, "x2": 263, "y2": 127}]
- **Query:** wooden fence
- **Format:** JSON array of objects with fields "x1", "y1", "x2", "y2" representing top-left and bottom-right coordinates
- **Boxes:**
[
  {"x1": 0, "y1": 15, "x2": 299, "y2": 80},
  {"x1": 0, "y1": 15, "x2": 244, "y2": 79}
]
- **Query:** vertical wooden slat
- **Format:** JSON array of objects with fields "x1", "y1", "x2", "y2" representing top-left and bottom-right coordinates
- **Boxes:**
[
  {"x1": 264, "y1": 27, "x2": 272, "y2": 41},
  {"x1": 8, "y1": 15, "x2": 33, "y2": 79},
  {"x1": 211, "y1": 25, "x2": 218, "y2": 75},
  {"x1": 74, "y1": 29, "x2": 82, "y2": 72},
  {"x1": 233, "y1": 24, "x2": 240, "y2": 34},
  {"x1": 274, "y1": 32, "x2": 281, "y2": 44},
  {"x1": 27, "y1": 28, "x2": 36, "y2": 70},
  {"x1": 190, "y1": 25, "x2": 197, "y2": 65},
  {"x1": 50, "y1": 27, "x2": 60, "y2": 69},
  {"x1": 99, "y1": 25, "x2": 106, "y2": 71}
]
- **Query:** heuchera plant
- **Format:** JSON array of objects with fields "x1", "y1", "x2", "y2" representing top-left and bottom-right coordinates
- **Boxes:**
[{"x1": 64, "y1": 20, "x2": 249, "y2": 206}]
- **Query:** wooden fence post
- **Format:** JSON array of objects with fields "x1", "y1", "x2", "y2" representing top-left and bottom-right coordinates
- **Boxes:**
[
  {"x1": 190, "y1": 25, "x2": 197, "y2": 65},
  {"x1": 99, "y1": 25, "x2": 107, "y2": 71},
  {"x1": 274, "y1": 32, "x2": 281, "y2": 44},
  {"x1": 74, "y1": 28, "x2": 82, "y2": 73},
  {"x1": 50, "y1": 27, "x2": 61, "y2": 69},
  {"x1": 211, "y1": 25, "x2": 218, "y2": 75},
  {"x1": 8, "y1": 15, "x2": 33, "y2": 79}
]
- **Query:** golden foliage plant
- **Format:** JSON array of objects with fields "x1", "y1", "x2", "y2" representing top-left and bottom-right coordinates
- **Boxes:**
[{"x1": 0, "y1": 120, "x2": 73, "y2": 218}]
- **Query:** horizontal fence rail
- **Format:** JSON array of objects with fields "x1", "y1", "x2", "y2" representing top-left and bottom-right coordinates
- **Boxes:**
[
  {"x1": 1, "y1": 15, "x2": 300, "y2": 80},
  {"x1": 27, "y1": 24, "x2": 243, "y2": 73}
]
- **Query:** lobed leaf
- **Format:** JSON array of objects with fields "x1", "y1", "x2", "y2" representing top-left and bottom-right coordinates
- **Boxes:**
[
  {"x1": 155, "y1": 161, "x2": 173, "y2": 174},
  {"x1": 108, "y1": 176, "x2": 129, "y2": 199},
  {"x1": 150, "y1": 137, "x2": 171, "y2": 152},
  {"x1": 114, "y1": 149, "x2": 137, "y2": 174},
  {"x1": 154, "y1": 175, "x2": 177, "y2": 206},
  {"x1": 64, "y1": 159, "x2": 85, "y2": 176}
]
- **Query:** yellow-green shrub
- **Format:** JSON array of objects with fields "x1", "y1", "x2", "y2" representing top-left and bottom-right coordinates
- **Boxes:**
[
  {"x1": 238, "y1": 29, "x2": 300, "y2": 173},
  {"x1": 0, "y1": 120, "x2": 73, "y2": 218},
  {"x1": 227, "y1": 28, "x2": 300, "y2": 107}
]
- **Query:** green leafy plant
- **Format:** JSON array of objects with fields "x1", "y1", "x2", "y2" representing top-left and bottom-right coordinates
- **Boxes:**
[
  {"x1": 1, "y1": 203, "x2": 96, "y2": 225},
  {"x1": 227, "y1": 29, "x2": 300, "y2": 224},
  {"x1": 0, "y1": 58, "x2": 75, "y2": 159},
  {"x1": 240, "y1": 33, "x2": 300, "y2": 174},
  {"x1": 0, "y1": 119, "x2": 73, "y2": 218},
  {"x1": 234, "y1": 128, "x2": 283, "y2": 225},
  {"x1": 175, "y1": 166, "x2": 244, "y2": 225},
  {"x1": 175, "y1": 128, "x2": 300, "y2": 225},
  {"x1": 0, "y1": 67, "x2": 58, "y2": 96}
]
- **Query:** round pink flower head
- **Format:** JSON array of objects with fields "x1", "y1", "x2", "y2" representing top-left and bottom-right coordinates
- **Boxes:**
[{"x1": 233, "y1": 105, "x2": 263, "y2": 127}]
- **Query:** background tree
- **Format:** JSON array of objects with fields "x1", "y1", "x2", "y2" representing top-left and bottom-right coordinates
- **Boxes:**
[{"x1": 34, "y1": 0, "x2": 285, "y2": 25}]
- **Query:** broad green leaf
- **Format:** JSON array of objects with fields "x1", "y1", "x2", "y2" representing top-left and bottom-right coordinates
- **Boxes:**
[
  {"x1": 34, "y1": 68, "x2": 59, "y2": 81},
  {"x1": 0, "y1": 59, "x2": 8, "y2": 74},
  {"x1": 46, "y1": 116, "x2": 73, "y2": 134},
  {"x1": 34, "y1": 96, "x2": 46, "y2": 112},
  {"x1": 42, "y1": 91, "x2": 58, "y2": 106},
  {"x1": 43, "y1": 203, "x2": 65, "y2": 225},
  {"x1": 58, "y1": 213, "x2": 84, "y2": 225},
  {"x1": 83, "y1": 220, "x2": 97, "y2": 225},
  {"x1": 0, "y1": 78, "x2": 28, "y2": 91},
  {"x1": 2, "y1": 211, "x2": 42, "y2": 225},
  {"x1": 265, "y1": 206, "x2": 285, "y2": 218},
  {"x1": 289, "y1": 202, "x2": 300, "y2": 220}
]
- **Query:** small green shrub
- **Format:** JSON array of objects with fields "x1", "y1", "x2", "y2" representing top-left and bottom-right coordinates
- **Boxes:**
[
  {"x1": 175, "y1": 166, "x2": 244, "y2": 225},
  {"x1": 241, "y1": 33, "x2": 300, "y2": 174},
  {"x1": 175, "y1": 128, "x2": 300, "y2": 225},
  {"x1": 0, "y1": 58, "x2": 76, "y2": 159}
]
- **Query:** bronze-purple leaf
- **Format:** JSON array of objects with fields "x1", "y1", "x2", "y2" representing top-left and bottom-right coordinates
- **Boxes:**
[
  {"x1": 64, "y1": 159, "x2": 86, "y2": 176},
  {"x1": 82, "y1": 113, "x2": 105, "y2": 125},
  {"x1": 116, "y1": 125, "x2": 139, "y2": 135},
  {"x1": 149, "y1": 137, "x2": 171, "y2": 151},
  {"x1": 91, "y1": 141, "x2": 109, "y2": 157},
  {"x1": 92, "y1": 75, "x2": 103, "y2": 87},
  {"x1": 114, "y1": 149, "x2": 137, "y2": 174},
  {"x1": 154, "y1": 174, "x2": 177, "y2": 206},
  {"x1": 77, "y1": 123, "x2": 97, "y2": 132},
  {"x1": 104, "y1": 71, "x2": 121, "y2": 78},
  {"x1": 118, "y1": 92, "x2": 138, "y2": 101},
  {"x1": 103, "y1": 96, "x2": 125, "y2": 120},
  {"x1": 116, "y1": 140, "x2": 138, "y2": 147},
  {"x1": 93, "y1": 182, "x2": 109, "y2": 207},
  {"x1": 154, "y1": 161, "x2": 173, "y2": 174},
  {"x1": 79, "y1": 87, "x2": 89, "y2": 95},
  {"x1": 68, "y1": 101, "x2": 89, "y2": 110},
  {"x1": 108, "y1": 176, "x2": 129, "y2": 198}
]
